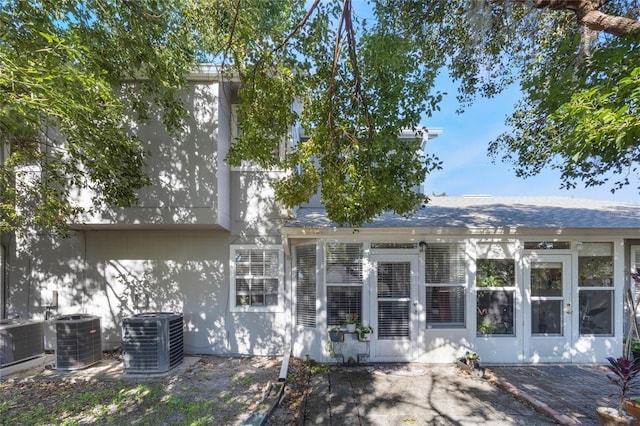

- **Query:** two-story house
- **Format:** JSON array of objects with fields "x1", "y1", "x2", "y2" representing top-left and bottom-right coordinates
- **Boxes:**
[{"x1": 3, "y1": 66, "x2": 640, "y2": 364}]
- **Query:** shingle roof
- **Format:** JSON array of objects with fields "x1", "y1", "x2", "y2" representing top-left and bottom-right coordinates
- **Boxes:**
[{"x1": 285, "y1": 196, "x2": 640, "y2": 229}]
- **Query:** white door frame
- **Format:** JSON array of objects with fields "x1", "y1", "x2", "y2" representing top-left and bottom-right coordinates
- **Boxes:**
[
  {"x1": 369, "y1": 254, "x2": 419, "y2": 362},
  {"x1": 523, "y1": 253, "x2": 573, "y2": 362}
]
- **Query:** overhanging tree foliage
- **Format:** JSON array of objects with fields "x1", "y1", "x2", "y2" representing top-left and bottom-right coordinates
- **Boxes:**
[
  {"x1": 1, "y1": 0, "x2": 203, "y2": 233},
  {"x1": 221, "y1": 1, "x2": 445, "y2": 225},
  {"x1": 228, "y1": 0, "x2": 640, "y2": 222},
  {"x1": 2, "y1": 0, "x2": 639, "y2": 233},
  {"x1": 373, "y1": 0, "x2": 640, "y2": 194},
  {"x1": 482, "y1": 1, "x2": 640, "y2": 193}
]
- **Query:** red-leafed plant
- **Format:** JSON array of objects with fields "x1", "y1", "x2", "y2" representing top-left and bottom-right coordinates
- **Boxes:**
[{"x1": 605, "y1": 356, "x2": 640, "y2": 416}]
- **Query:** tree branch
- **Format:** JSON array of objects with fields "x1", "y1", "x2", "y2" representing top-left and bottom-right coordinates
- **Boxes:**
[
  {"x1": 272, "y1": 0, "x2": 322, "y2": 54},
  {"x1": 222, "y1": 0, "x2": 242, "y2": 67},
  {"x1": 505, "y1": 0, "x2": 640, "y2": 37},
  {"x1": 343, "y1": 0, "x2": 372, "y2": 132},
  {"x1": 326, "y1": 1, "x2": 348, "y2": 136},
  {"x1": 574, "y1": 5, "x2": 640, "y2": 37}
]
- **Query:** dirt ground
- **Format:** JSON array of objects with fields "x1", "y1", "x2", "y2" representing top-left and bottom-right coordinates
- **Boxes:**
[
  {"x1": 265, "y1": 356, "x2": 310, "y2": 425},
  {"x1": 0, "y1": 352, "x2": 310, "y2": 425}
]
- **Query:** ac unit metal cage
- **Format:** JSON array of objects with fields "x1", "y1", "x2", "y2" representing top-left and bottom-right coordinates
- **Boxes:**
[
  {"x1": 0, "y1": 319, "x2": 45, "y2": 368},
  {"x1": 122, "y1": 312, "x2": 184, "y2": 374},
  {"x1": 55, "y1": 314, "x2": 102, "y2": 371}
]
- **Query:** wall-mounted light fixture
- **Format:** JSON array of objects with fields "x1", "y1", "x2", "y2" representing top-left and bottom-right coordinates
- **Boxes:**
[
  {"x1": 419, "y1": 241, "x2": 427, "y2": 252},
  {"x1": 575, "y1": 241, "x2": 584, "y2": 251}
]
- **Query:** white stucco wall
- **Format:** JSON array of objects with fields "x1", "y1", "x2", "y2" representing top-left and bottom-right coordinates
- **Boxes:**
[
  {"x1": 7, "y1": 230, "x2": 288, "y2": 356},
  {"x1": 73, "y1": 80, "x2": 231, "y2": 228}
]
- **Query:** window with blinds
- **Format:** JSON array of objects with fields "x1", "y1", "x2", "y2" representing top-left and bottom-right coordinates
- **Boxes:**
[
  {"x1": 231, "y1": 245, "x2": 283, "y2": 311},
  {"x1": 378, "y1": 301, "x2": 411, "y2": 339},
  {"x1": 326, "y1": 242, "x2": 363, "y2": 284},
  {"x1": 377, "y1": 262, "x2": 411, "y2": 298},
  {"x1": 327, "y1": 286, "x2": 362, "y2": 326},
  {"x1": 326, "y1": 242, "x2": 363, "y2": 326},
  {"x1": 425, "y1": 243, "x2": 466, "y2": 328},
  {"x1": 377, "y1": 261, "x2": 411, "y2": 340},
  {"x1": 295, "y1": 244, "x2": 317, "y2": 328}
]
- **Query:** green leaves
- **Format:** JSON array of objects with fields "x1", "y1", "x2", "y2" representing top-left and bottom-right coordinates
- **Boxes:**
[
  {"x1": 222, "y1": 0, "x2": 445, "y2": 225},
  {"x1": 7, "y1": 0, "x2": 637, "y2": 232},
  {"x1": 475, "y1": 3, "x2": 640, "y2": 194},
  {"x1": 545, "y1": 65, "x2": 640, "y2": 189},
  {"x1": 0, "y1": 0, "x2": 197, "y2": 234}
]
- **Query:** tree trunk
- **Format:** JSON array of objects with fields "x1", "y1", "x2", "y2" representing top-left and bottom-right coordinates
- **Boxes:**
[
  {"x1": 575, "y1": 8, "x2": 640, "y2": 37},
  {"x1": 509, "y1": 0, "x2": 640, "y2": 37}
]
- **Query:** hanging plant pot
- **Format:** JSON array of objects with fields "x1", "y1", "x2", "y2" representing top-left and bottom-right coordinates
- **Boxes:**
[
  {"x1": 359, "y1": 333, "x2": 371, "y2": 342},
  {"x1": 329, "y1": 330, "x2": 343, "y2": 342}
]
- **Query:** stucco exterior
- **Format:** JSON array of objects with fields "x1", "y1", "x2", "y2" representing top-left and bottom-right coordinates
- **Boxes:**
[
  {"x1": 2, "y1": 68, "x2": 640, "y2": 364},
  {"x1": 3, "y1": 70, "x2": 291, "y2": 356},
  {"x1": 285, "y1": 199, "x2": 640, "y2": 364}
]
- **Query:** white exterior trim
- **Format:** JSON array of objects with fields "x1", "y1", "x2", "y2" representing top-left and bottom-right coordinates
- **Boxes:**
[{"x1": 229, "y1": 244, "x2": 285, "y2": 313}]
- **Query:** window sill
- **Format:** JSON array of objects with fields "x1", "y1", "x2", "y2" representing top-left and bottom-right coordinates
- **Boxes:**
[{"x1": 231, "y1": 305, "x2": 284, "y2": 313}]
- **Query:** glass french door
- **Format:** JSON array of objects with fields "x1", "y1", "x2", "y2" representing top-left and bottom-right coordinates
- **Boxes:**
[
  {"x1": 370, "y1": 255, "x2": 419, "y2": 361},
  {"x1": 524, "y1": 254, "x2": 573, "y2": 362}
]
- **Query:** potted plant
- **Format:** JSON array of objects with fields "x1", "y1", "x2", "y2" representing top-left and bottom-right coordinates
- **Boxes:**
[
  {"x1": 357, "y1": 324, "x2": 373, "y2": 341},
  {"x1": 455, "y1": 351, "x2": 483, "y2": 377},
  {"x1": 623, "y1": 396, "x2": 640, "y2": 423},
  {"x1": 328, "y1": 326, "x2": 343, "y2": 343},
  {"x1": 597, "y1": 355, "x2": 640, "y2": 425},
  {"x1": 462, "y1": 351, "x2": 480, "y2": 367},
  {"x1": 344, "y1": 313, "x2": 358, "y2": 333},
  {"x1": 456, "y1": 351, "x2": 480, "y2": 368}
]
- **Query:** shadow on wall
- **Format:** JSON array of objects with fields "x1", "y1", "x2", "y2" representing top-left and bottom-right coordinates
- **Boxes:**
[
  {"x1": 7, "y1": 230, "x2": 229, "y2": 352},
  {"x1": 9, "y1": 228, "x2": 289, "y2": 355},
  {"x1": 133, "y1": 82, "x2": 220, "y2": 214},
  {"x1": 67, "y1": 80, "x2": 223, "y2": 226},
  {"x1": 86, "y1": 230, "x2": 231, "y2": 352},
  {"x1": 6, "y1": 80, "x2": 289, "y2": 356}
]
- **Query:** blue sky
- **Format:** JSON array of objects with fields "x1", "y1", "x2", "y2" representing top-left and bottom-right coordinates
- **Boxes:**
[
  {"x1": 348, "y1": 0, "x2": 639, "y2": 203},
  {"x1": 424, "y1": 76, "x2": 640, "y2": 203}
]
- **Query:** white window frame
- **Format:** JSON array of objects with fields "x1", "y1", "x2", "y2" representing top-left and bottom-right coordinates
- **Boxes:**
[
  {"x1": 577, "y1": 242, "x2": 615, "y2": 336},
  {"x1": 230, "y1": 244, "x2": 284, "y2": 313},
  {"x1": 475, "y1": 242, "x2": 517, "y2": 336},
  {"x1": 325, "y1": 242, "x2": 364, "y2": 326},
  {"x1": 424, "y1": 242, "x2": 467, "y2": 329}
]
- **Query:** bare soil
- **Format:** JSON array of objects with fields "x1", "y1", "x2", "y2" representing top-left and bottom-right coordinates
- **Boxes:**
[{"x1": 0, "y1": 352, "x2": 310, "y2": 425}]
